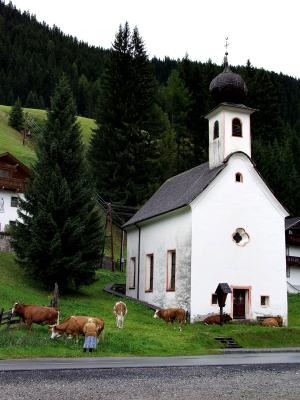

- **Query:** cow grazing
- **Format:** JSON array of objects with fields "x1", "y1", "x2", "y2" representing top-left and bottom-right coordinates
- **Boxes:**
[
  {"x1": 50, "y1": 315, "x2": 104, "y2": 341},
  {"x1": 12, "y1": 303, "x2": 59, "y2": 330},
  {"x1": 153, "y1": 308, "x2": 186, "y2": 331},
  {"x1": 261, "y1": 316, "x2": 283, "y2": 327},
  {"x1": 203, "y1": 314, "x2": 232, "y2": 325},
  {"x1": 113, "y1": 301, "x2": 127, "y2": 329}
]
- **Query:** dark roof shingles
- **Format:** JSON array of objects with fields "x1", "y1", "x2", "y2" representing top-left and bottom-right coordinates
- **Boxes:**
[{"x1": 124, "y1": 162, "x2": 225, "y2": 227}]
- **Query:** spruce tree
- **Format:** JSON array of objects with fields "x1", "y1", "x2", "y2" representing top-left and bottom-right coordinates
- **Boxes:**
[
  {"x1": 9, "y1": 98, "x2": 25, "y2": 131},
  {"x1": 89, "y1": 23, "x2": 159, "y2": 206},
  {"x1": 11, "y1": 77, "x2": 103, "y2": 292},
  {"x1": 159, "y1": 69, "x2": 193, "y2": 172}
]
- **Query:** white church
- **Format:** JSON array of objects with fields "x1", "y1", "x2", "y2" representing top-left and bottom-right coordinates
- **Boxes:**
[{"x1": 124, "y1": 53, "x2": 289, "y2": 324}]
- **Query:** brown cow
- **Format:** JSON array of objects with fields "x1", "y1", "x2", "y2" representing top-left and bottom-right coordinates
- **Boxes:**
[
  {"x1": 153, "y1": 308, "x2": 186, "y2": 331},
  {"x1": 12, "y1": 303, "x2": 59, "y2": 330},
  {"x1": 203, "y1": 314, "x2": 232, "y2": 325},
  {"x1": 261, "y1": 316, "x2": 283, "y2": 327},
  {"x1": 50, "y1": 315, "x2": 104, "y2": 341},
  {"x1": 113, "y1": 301, "x2": 127, "y2": 329}
]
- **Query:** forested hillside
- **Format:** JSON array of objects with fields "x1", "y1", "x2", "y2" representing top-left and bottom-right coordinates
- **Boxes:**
[{"x1": 0, "y1": 1, "x2": 300, "y2": 214}]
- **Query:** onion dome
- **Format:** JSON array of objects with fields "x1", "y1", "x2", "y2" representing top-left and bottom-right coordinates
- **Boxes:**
[{"x1": 209, "y1": 53, "x2": 248, "y2": 104}]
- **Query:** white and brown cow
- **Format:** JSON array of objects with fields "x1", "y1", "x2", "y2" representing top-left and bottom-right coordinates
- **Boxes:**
[
  {"x1": 12, "y1": 303, "x2": 59, "y2": 330},
  {"x1": 50, "y1": 315, "x2": 104, "y2": 341},
  {"x1": 113, "y1": 301, "x2": 127, "y2": 329},
  {"x1": 153, "y1": 308, "x2": 186, "y2": 331}
]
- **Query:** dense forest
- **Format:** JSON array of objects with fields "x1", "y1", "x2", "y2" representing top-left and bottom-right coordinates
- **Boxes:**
[{"x1": 1, "y1": 1, "x2": 300, "y2": 215}]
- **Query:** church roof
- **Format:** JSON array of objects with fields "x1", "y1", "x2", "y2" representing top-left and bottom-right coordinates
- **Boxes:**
[
  {"x1": 123, "y1": 162, "x2": 225, "y2": 228},
  {"x1": 285, "y1": 217, "x2": 300, "y2": 230}
]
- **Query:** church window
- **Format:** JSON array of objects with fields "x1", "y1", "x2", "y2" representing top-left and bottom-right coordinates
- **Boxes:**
[
  {"x1": 232, "y1": 228, "x2": 250, "y2": 246},
  {"x1": 286, "y1": 265, "x2": 290, "y2": 278},
  {"x1": 211, "y1": 294, "x2": 218, "y2": 305},
  {"x1": 213, "y1": 121, "x2": 219, "y2": 139},
  {"x1": 167, "y1": 250, "x2": 176, "y2": 291},
  {"x1": 235, "y1": 172, "x2": 243, "y2": 183},
  {"x1": 129, "y1": 257, "x2": 136, "y2": 289},
  {"x1": 145, "y1": 254, "x2": 154, "y2": 292},
  {"x1": 232, "y1": 118, "x2": 242, "y2": 137},
  {"x1": 261, "y1": 296, "x2": 270, "y2": 307}
]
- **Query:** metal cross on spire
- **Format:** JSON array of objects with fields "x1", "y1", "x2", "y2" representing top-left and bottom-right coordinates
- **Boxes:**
[
  {"x1": 225, "y1": 37, "x2": 229, "y2": 55},
  {"x1": 223, "y1": 37, "x2": 230, "y2": 70}
]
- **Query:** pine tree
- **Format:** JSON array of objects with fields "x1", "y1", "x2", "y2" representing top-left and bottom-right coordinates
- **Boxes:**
[
  {"x1": 89, "y1": 23, "x2": 159, "y2": 206},
  {"x1": 159, "y1": 69, "x2": 193, "y2": 172},
  {"x1": 11, "y1": 77, "x2": 103, "y2": 292},
  {"x1": 9, "y1": 98, "x2": 25, "y2": 131}
]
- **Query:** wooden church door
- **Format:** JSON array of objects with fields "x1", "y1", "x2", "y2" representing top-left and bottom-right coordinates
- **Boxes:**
[{"x1": 233, "y1": 289, "x2": 246, "y2": 319}]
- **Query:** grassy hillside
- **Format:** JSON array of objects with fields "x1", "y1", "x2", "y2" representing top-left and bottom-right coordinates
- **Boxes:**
[
  {"x1": 0, "y1": 105, "x2": 96, "y2": 166},
  {"x1": 0, "y1": 253, "x2": 300, "y2": 359}
]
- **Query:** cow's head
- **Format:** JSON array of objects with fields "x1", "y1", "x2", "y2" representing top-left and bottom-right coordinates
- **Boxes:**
[
  {"x1": 49, "y1": 325, "x2": 61, "y2": 339},
  {"x1": 12, "y1": 302, "x2": 22, "y2": 315},
  {"x1": 153, "y1": 309, "x2": 160, "y2": 319}
]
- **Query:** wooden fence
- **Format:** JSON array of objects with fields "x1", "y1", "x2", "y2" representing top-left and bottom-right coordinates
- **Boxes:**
[{"x1": 0, "y1": 308, "x2": 21, "y2": 328}]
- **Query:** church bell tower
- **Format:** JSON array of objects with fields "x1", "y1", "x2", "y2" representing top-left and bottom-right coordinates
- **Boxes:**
[{"x1": 205, "y1": 46, "x2": 255, "y2": 169}]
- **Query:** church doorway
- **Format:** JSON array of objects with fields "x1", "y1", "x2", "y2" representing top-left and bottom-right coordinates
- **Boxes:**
[{"x1": 233, "y1": 289, "x2": 248, "y2": 319}]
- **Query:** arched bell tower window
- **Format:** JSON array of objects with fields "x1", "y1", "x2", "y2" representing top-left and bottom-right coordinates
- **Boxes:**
[
  {"x1": 235, "y1": 172, "x2": 243, "y2": 183},
  {"x1": 213, "y1": 120, "x2": 219, "y2": 139},
  {"x1": 232, "y1": 118, "x2": 242, "y2": 137}
]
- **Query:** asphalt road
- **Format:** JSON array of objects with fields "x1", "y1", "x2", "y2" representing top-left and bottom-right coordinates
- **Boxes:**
[
  {"x1": 1, "y1": 364, "x2": 300, "y2": 400},
  {"x1": 0, "y1": 352, "x2": 300, "y2": 370}
]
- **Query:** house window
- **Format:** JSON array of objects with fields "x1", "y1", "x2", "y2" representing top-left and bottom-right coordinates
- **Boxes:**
[
  {"x1": 11, "y1": 196, "x2": 19, "y2": 207},
  {"x1": 167, "y1": 250, "x2": 176, "y2": 291},
  {"x1": 0, "y1": 169, "x2": 9, "y2": 177},
  {"x1": 286, "y1": 265, "x2": 290, "y2": 278},
  {"x1": 145, "y1": 254, "x2": 154, "y2": 292},
  {"x1": 213, "y1": 121, "x2": 219, "y2": 139},
  {"x1": 212, "y1": 294, "x2": 218, "y2": 305},
  {"x1": 232, "y1": 118, "x2": 242, "y2": 137},
  {"x1": 261, "y1": 296, "x2": 270, "y2": 307},
  {"x1": 129, "y1": 257, "x2": 136, "y2": 289},
  {"x1": 235, "y1": 173, "x2": 243, "y2": 183}
]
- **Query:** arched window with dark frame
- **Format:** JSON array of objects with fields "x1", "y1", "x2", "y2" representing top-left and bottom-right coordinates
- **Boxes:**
[
  {"x1": 232, "y1": 118, "x2": 242, "y2": 137},
  {"x1": 213, "y1": 120, "x2": 219, "y2": 139}
]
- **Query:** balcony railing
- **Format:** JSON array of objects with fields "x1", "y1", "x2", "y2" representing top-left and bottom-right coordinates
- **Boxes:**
[
  {"x1": 286, "y1": 255, "x2": 300, "y2": 266},
  {"x1": 0, "y1": 176, "x2": 26, "y2": 192}
]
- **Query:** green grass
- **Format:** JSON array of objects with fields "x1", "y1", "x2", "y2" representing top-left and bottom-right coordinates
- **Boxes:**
[
  {"x1": 0, "y1": 104, "x2": 96, "y2": 167},
  {"x1": 0, "y1": 253, "x2": 300, "y2": 359}
]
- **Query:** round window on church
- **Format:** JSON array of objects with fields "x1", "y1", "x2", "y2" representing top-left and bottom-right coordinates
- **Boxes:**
[{"x1": 232, "y1": 228, "x2": 250, "y2": 246}]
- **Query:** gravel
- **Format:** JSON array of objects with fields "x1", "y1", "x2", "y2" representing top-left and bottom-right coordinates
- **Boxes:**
[{"x1": 1, "y1": 364, "x2": 300, "y2": 400}]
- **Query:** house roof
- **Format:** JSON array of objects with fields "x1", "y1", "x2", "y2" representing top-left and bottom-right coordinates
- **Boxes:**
[
  {"x1": 285, "y1": 217, "x2": 300, "y2": 231},
  {"x1": 123, "y1": 162, "x2": 225, "y2": 228},
  {"x1": 0, "y1": 152, "x2": 31, "y2": 177}
]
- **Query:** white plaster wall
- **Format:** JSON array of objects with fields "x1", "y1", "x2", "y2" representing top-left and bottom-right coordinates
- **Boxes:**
[
  {"x1": 190, "y1": 153, "x2": 288, "y2": 324},
  {"x1": 126, "y1": 209, "x2": 192, "y2": 312},
  {"x1": 224, "y1": 110, "x2": 251, "y2": 159},
  {"x1": 208, "y1": 107, "x2": 251, "y2": 169},
  {"x1": 0, "y1": 191, "x2": 23, "y2": 231}
]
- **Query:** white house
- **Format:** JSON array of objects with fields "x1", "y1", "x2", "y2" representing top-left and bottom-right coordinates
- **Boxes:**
[
  {"x1": 0, "y1": 152, "x2": 30, "y2": 232},
  {"x1": 124, "y1": 54, "x2": 289, "y2": 324},
  {"x1": 286, "y1": 217, "x2": 300, "y2": 293}
]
